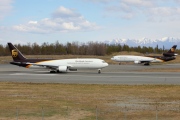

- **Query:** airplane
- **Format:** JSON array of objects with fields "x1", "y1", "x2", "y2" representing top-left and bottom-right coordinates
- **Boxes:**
[
  {"x1": 111, "y1": 45, "x2": 178, "y2": 66},
  {"x1": 7, "y1": 43, "x2": 108, "y2": 73}
]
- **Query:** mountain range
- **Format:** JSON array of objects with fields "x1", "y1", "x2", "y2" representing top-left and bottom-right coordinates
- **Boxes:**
[{"x1": 103, "y1": 37, "x2": 180, "y2": 49}]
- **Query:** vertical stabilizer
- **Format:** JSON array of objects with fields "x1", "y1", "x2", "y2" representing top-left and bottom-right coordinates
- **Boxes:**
[
  {"x1": 163, "y1": 45, "x2": 177, "y2": 57},
  {"x1": 167, "y1": 45, "x2": 177, "y2": 53},
  {"x1": 7, "y1": 43, "x2": 26, "y2": 61}
]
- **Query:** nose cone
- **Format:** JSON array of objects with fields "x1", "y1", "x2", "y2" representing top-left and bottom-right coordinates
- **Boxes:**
[
  {"x1": 104, "y1": 62, "x2": 108, "y2": 67},
  {"x1": 111, "y1": 57, "x2": 115, "y2": 61},
  {"x1": 102, "y1": 62, "x2": 108, "y2": 68}
]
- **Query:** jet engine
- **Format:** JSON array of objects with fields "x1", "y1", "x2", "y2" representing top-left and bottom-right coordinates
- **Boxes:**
[
  {"x1": 58, "y1": 66, "x2": 68, "y2": 72},
  {"x1": 134, "y1": 61, "x2": 141, "y2": 64}
]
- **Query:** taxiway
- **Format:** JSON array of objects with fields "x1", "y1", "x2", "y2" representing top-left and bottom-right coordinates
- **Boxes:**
[{"x1": 0, "y1": 64, "x2": 180, "y2": 85}]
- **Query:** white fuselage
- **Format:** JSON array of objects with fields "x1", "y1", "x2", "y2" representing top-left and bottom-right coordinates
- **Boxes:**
[
  {"x1": 28, "y1": 58, "x2": 108, "y2": 69},
  {"x1": 111, "y1": 55, "x2": 163, "y2": 63}
]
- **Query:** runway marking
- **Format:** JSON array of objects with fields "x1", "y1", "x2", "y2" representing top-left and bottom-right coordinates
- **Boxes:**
[
  {"x1": 10, "y1": 73, "x2": 56, "y2": 76},
  {"x1": 84, "y1": 76, "x2": 180, "y2": 79},
  {"x1": 8, "y1": 73, "x2": 180, "y2": 79}
]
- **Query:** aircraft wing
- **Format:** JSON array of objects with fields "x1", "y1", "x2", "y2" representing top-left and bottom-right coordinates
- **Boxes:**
[
  {"x1": 133, "y1": 60, "x2": 152, "y2": 65},
  {"x1": 25, "y1": 63, "x2": 57, "y2": 69},
  {"x1": 26, "y1": 62, "x2": 72, "y2": 70},
  {"x1": 139, "y1": 60, "x2": 152, "y2": 63}
]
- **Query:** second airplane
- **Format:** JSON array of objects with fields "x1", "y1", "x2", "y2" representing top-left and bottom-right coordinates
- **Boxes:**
[{"x1": 111, "y1": 45, "x2": 178, "y2": 65}]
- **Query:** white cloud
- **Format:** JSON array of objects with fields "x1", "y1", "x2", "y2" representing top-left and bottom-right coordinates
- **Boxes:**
[
  {"x1": 121, "y1": 0, "x2": 155, "y2": 8},
  {"x1": 0, "y1": 0, "x2": 13, "y2": 20},
  {"x1": 103, "y1": 0, "x2": 156, "y2": 19},
  {"x1": 174, "y1": 0, "x2": 180, "y2": 4},
  {"x1": 83, "y1": 0, "x2": 112, "y2": 4},
  {"x1": 148, "y1": 7, "x2": 180, "y2": 16},
  {"x1": 13, "y1": 6, "x2": 100, "y2": 34},
  {"x1": 101, "y1": 0, "x2": 180, "y2": 22},
  {"x1": 52, "y1": 6, "x2": 80, "y2": 18},
  {"x1": 28, "y1": 21, "x2": 38, "y2": 24},
  {"x1": 146, "y1": 7, "x2": 180, "y2": 22}
]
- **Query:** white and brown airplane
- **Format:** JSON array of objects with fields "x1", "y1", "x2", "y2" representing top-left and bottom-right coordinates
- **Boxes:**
[
  {"x1": 111, "y1": 45, "x2": 178, "y2": 65},
  {"x1": 8, "y1": 43, "x2": 108, "y2": 73}
]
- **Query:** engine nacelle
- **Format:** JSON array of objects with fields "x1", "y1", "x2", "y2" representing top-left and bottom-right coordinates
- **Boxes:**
[
  {"x1": 58, "y1": 66, "x2": 68, "y2": 72},
  {"x1": 134, "y1": 61, "x2": 141, "y2": 64}
]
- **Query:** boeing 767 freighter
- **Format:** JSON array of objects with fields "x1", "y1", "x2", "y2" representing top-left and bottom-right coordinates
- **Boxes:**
[
  {"x1": 8, "y1": 43, "x2": 108, "y2": 73},
  {"x1": 111, "y1": 45, "x2": 178, "y2": 65}
]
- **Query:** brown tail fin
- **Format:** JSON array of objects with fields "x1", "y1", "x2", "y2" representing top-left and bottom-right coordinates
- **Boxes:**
[
  {"x1": 167, "y1": 45, "x2": 177, "y2": 53},
  {"x1": 7, "y1": 43, "x2": 26, "y2": 61},
  {"x1": 163, "y1": 45, "x2": 177, "y2": 57}
]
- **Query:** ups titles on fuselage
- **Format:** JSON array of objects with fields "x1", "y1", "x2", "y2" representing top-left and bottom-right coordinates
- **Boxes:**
[{"x1": 75, "y1": 60, "x2": 93, "y2": 63}]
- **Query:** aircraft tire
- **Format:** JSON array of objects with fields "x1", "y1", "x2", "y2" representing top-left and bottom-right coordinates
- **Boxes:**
[
  {"x1": 50, "y1": 70, "x2": 56, "y2": 73},
  {"x1": 144, "y1": 63, "x2": 150, "y2": 66},
  {"x1": 98, "y1": 69, "x2": 101, "y2": 74}
]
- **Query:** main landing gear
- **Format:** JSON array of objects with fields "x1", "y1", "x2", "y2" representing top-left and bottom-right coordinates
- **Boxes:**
[
  {"x1": 50, "y1": 70, "x2": 64, "y2": 73},
  {"x1": 98, "y1": 69, "x2": 101, "y2": 74},
  {"x1": 144, "y1": 62, "x2": 150, "y2": 66},
  {"x1": 50, "y1": 70, "x2": 60, "y2": 73},
  {"x1": 50, "y1": 70, "x2": 56, "y2": 73}
]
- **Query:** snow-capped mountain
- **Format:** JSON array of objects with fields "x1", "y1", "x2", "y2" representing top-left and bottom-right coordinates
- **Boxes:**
[{"x1": 103, "y1": 37, "x2": 180, "y2": 49}]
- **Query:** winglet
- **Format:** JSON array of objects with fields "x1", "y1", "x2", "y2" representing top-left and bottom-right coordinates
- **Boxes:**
[{"x1": 7, "y1": 43, "x2": 26, "y2": 61}]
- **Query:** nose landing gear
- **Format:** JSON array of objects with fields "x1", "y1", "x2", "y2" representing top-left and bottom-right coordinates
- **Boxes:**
[{"x1": 98, "y1": 69, "x2": 101, "y2": 74}]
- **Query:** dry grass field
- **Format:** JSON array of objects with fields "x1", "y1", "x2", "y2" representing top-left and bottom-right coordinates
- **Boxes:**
[{"x1": 0, "y1": 82, "x2": 179, "y2": 120}]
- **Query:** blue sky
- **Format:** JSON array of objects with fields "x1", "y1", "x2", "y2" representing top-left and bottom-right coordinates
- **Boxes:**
[{"x1": 1, "y1": 0, "x2": 180, "y2": 45}]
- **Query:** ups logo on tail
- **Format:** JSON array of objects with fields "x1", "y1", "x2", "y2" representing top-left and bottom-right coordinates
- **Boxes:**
[
  {"x1": 12, "y1": 49, "x2": 18, "y2": 57},
  {"x1": 171, "y1": 48, "x2": 175, "y2": 52}
]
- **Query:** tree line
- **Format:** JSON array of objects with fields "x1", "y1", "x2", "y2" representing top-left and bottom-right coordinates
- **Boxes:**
[{"x1": 0, "y1": 41, "x2": 179, "y2": 56}]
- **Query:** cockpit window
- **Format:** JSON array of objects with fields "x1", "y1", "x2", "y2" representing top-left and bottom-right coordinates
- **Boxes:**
[{"x1": 102, "y1": 61, "x2": 106, "y2": 63}]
